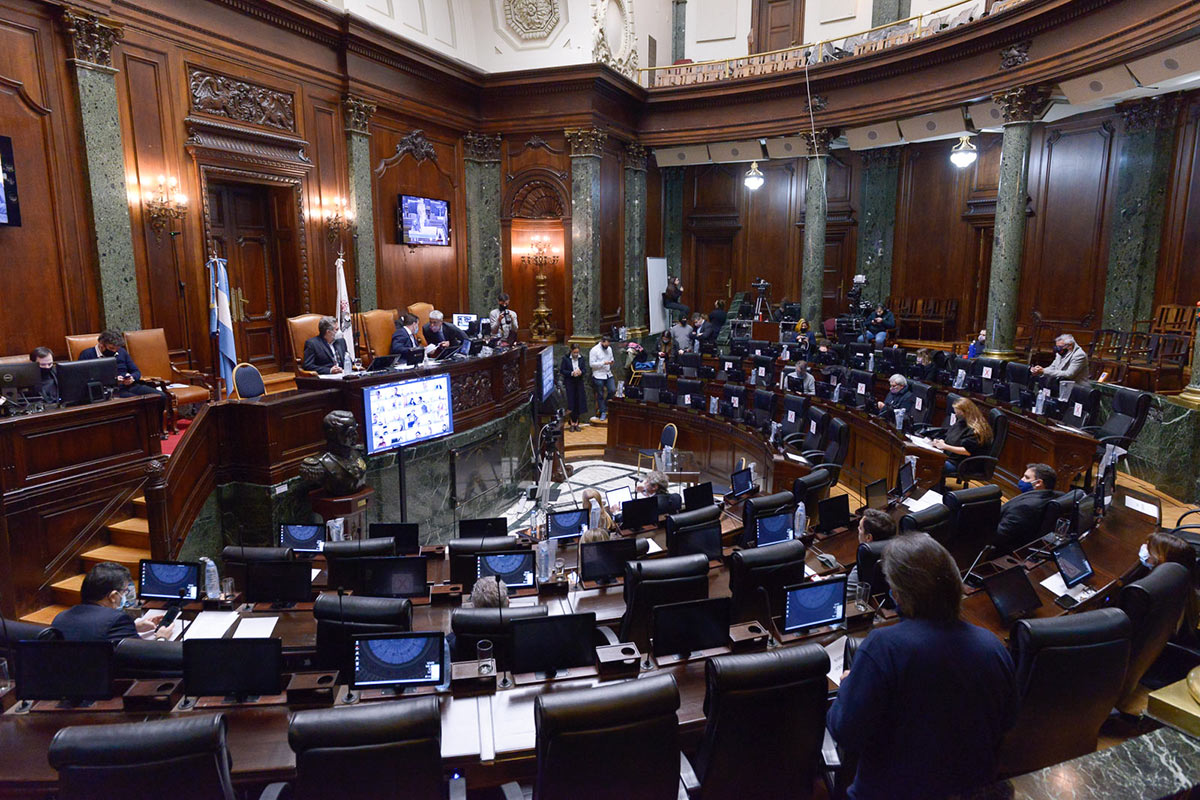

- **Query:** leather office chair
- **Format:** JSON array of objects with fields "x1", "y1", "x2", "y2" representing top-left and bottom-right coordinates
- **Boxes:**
[
  {"x1": 231, "y1": 362, "x2": 266, "y2": 400},
  {"x1": 899, "y1": 503, "x2": 952, "y2": 548},
  {"x1": 908, "y1": 381, "x2": 935, "y2": 427},
  {"x1": 780, "y1": 395, "x2": 809, "y2": 444},
  {"x1": 944, "y1": 485, "x2": 1002, "y2": 567},
  {"x1": 684, "y1": 646, "x2": 829, "y2": 800},
  {"x1": 752, "y1": 388, "x2": 777, "y2": 431},
  {"x1": 221, "y1": 546, "x2": 294, "y2": 593},
  {"x1": 448, "y1": 536, "x2": 530, "y2": 587},
  {"x1": 125, "y1": 328, "x2": 212, "y2": 407},
  {"x1": 0, "y1": 617, "x2": 52, "y2": 661},
  {"x1": 1082, "y1": 387, "x2": 1152, "y2": 487},
  {"x1": 742, "y1": 490, "x2": 795, "y2": 546},
  {"x1": 1116, "y1": 562, "x2": 1192, "y2": 713},
  {"x1": 286, "y1": 314, "x2": 324, "y2": 376},
  {"x1": 312, "y1": 594, "x2": 412, "y2": 678},
  {"x1": 729, "y1": 540, "x2": 807, "y2": 625},
  {"x1": 942, "y1": 408, "x2": 1007, "y2": 489},
  {"x1": 666, "y1": 505, "x2": 722, "y2": 539},
  {"x1": 846, "y1": 369, "x2": 875, "y2": 408},
  {"x1": 355, "y1": 308, "x2": 399, "y2": 364},
  {"x1": 323, "y1": 539, "x2": 397, "y2": 591},
  {"x1": 792, "y1": 468, "x2": 833, "y2": 523},
  {"x1": 803, "y1": 417, "x2": 849, "y2": 485},
  {"x1": 114, "y1": 637, "x2": 184, "y2": 679},
  {"x1": 407, "y1": 302, "x2": 434, "y2": 346},
  {"x1": 846, "y1": 342, "x2": 872, "y2": 369},
  {"x1": 618, "y1": 553, "x2": 710, "y2": 650},
  {"x1": 450, "y1": 605, "x2": 549, "y2": 671},
  {"x1": 48, "y1": 714, "x2": 235, "y2": 800},
  {"x1": 996, "y1": 608, "x2": 1132, "y2": 776},
  {"x1": 854, "y1": 540, "x2": 889, "y2": 600},
  {"x1": 1005, "y1": 360, "x2": 1032, "y2": 390},
  {"x1": 1035, "y1": 489, "x2": 1082, "y2": 543},
  {"x1": 796, "y1": 406, "x2": 829, "y2": 454},
  {"x1": 282, "y1": 697, "x2": 460, "y2": 800},
  {"x1": 676, "y1": 378, "x2": 703, "y2": 408},
  {"x1": 720, "y1": 385, "x2": 746, "y2": 421},
  {"x1": 750, "y1": 355, "x2": 776, "y2": 386},
  {"x1": 1059, "y1": 383, "x2": 1100, "y2": 429},
  {"x1": 64, "y1": 334, "x2": 99, "y2": 361}
]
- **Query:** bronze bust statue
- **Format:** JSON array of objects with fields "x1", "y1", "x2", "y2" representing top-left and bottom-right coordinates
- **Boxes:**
[{"x1": 300, "y1": 410, "x2": 368, "y2": 496}]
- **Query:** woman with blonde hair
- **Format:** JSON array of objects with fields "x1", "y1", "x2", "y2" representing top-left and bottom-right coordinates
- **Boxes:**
[
  {"x1": 581, "y1": 488, "x2": 616, "y2": 532},
  {"x1": 933, "y1": 396, "x2": 992, "y2": 466}
]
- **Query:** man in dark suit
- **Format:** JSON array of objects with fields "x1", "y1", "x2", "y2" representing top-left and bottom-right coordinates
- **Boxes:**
[
  {"x1": 52, "y1": 562, "x2": 172, "y2": 642},
  {"x1": 390, "y1": 312, "x2": 423, "y2": 359},
  {"x1": 421, "y1": 310, "x2": 466, "y2": 355},
  {"x1": 877, "y1": 373, "x2": 917, "y2": 423},
  {"x1": 993, "y1": 463, "x2": 1062, "y2": 553},
  {"x1": 78, "y1": 330, "x2": 160, "y2": 398},
  {"x1": 302, "y1": 316, "x2": 349, "y2": 374}
]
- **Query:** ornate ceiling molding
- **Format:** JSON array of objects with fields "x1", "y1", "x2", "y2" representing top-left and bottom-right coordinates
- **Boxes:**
[
  {"x1": 375, "y1": 130, "x2": 458, "y2": 187},
  {"x1": 565, "y1": 127, "x2": 607, "y2": 158},
  {"x1": 505, "y1": 0, "x2": 560, "y2": 40},
  {"x1": 992, "y1": 84, "x2": 1053, "y2": 123},
  {"x1": 189, "y1": 67, "x2": 296, "y2": 133},
  {"x1": 999, "y1": 40, "x2": 1033, "y2": 70},
  {"x1": 62, "y1": 9, "x2": 123, "y2": 71},
  {"x1": 343, "y1": 95, "x2": 377, "y2": 135},
  {"x1": 592, "y1": 0, "x2": 637, "y2": 81},
  {"x1": 464, "y1": 132, "x2": 502, "y2": 162}
]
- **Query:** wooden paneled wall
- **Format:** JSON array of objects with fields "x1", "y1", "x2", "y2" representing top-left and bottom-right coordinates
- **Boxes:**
[{"x1": 1160, "y1": 93, "x2": 1200, "y2": 312}]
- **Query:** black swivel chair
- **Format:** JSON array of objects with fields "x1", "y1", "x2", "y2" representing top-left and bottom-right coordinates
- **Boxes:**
[
  {"x1": 618, "y1": 554, "x2": 710, "y2": 650},
  {"x1": 1034, "y1": 489, "x2": 1083, "y2": 544},
  {"x1": 450, "y1": 606, "x2": 549, "y2": 671},
  {"x1": 780, "y1": 395, "x2": 810, "y2": 444},
  {"x1": 48, "y1": 714, "x2": 236, "y2": 800},
  {"x1": 1057, "y1": 383, "x2": 1101, "y2": 429},
  {"x1": 0, "y1": 617, "x2": 53, "y2": 662},
  {"x1": 944, "y1": 485, "x2": 1002, "y2": 568},
  {"x1": 907, "y1": 381, "x2": 936, "y2": 427},
  {"x1": 447, "y1": 537, "x2": 530, "y2": 587},
  {"x1": 728, "y1": 540, "x2": 808, "y2": 625},
  {"x1": 666, "y1": 506, "x2": 722, "y2": 549},
  {"x1": 996, "y1": 608, "x2": 1132, "y2": 776},
  {"x1": 221, "y1": 546, "x2": 295, "y2": 593},
  {"x1": 1082, "y1": 387, "x2": 1152, "y2": 487},
  {"x1": 794, "y1": 406, "x2": 829, "y2": 454},
  {"x1": 1116, "y1": 562, "x2": 1193, "y2": 713},
  {"x1": 682, "y1": 646, "x2": 829, "y2": 800},
  {"x1": 640, "y1": 373, "x2": 669, "y2": 404},
  {"x1": 720, "y1": 385, "x2": 746, "y2": 421},
  {"x1": 941, "y1": 408, "x2": 1008, "y2": 489},
  {"x1": 312, "y1": 594, "x2": 412, "y2": 678},
  {"x1": 846, "y1": 342, "x2": 872, "y2": 370},
  {"x1": 676, "y1": 378, "x2": 704, "y2": 409},
  {"x1": 853, "y1": 540, "x2": 890, "y2": 601},
  {"x1": 803, "y1": 417, "x2": 849, "y2": 485},
  {"x1": 751, "y1": 355, "x2": 776, "y2": 386},
  {"x1": 280, "y1": 697, "x2": 460, "y2": 800},
  {"x1": 323, "y1": 539, "x2": 397, "y2": 591},
  {"x1": 677, "y1": 352, "x2": 703, "y2": 378},
  {"x1": 752, "y1": 388, "x2": 778, "y2": 431},
  {"x1": 845, "y1": 369, "x2": 875, "y2": 409},
  {"x1": 742, "y1": 491, "x2": 795, "y2": 547},
  {"x1": 114, "y1": 637, "x2": 184, "y2": 679},
  {"x1": 899, "y1": 503, "x2": 952, "y2": 548},
  {"x1": 792, "y1": 469, "x2": 833, "y2": 525}
]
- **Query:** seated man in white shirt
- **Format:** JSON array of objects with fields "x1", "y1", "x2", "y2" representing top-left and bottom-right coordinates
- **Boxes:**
[{"x1": 589, "y1": 335, "x2": 616, "y2": 421}]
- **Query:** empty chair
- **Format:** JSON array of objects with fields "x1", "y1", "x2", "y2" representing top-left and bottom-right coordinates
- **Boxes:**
[
  {"x1": 743, "y1": 490, "x2": 794, "y2": 546},
  {"x1": 996, "y1": 608, "x2": 1131, "y2": 776},
  {"x1": 796, "y1": 406, "x2": 829, "y2": 453},
  {"x1": 0, "y1": 616, "x2": 51, "y2": 661},
  {"x1": 637, "y1": 421, "x2": 678, "y2": 474},
  {"x1": 780, "y1": 395, "x2": 810, "y2": 444},
  {"x1": 908, "y1": 381, "x2": 936, "y2": 427},
  {"x1": 221, "y1": 545, "x2": 294, "y2": 591},
  {"x1": 1034, "y1": 489, "x2": 1082, "y2": 543},
  {"x1": 944, "y1": 485, "x2": 1002, "y2": 567},
  {"x1": 792, "y1": 468, "x2": 833, "y2": 520},
  {"x1": 846, "y1": 342, "x2": 872, "y2": 369},
  {"x1": 752, "y1": 388, "x2": 777, "y2": 430},
  {"x1": 971, "y1": 357, "x2": 1004, "y2": 384},
  {"x1": 284, "y1": 697, "x2": 453, "y2": 800},
  {"x1": 676, "y1": 378, "x2": 704, "y2": 408},
  {"x1": 230, "y1": 362, "x2": 266, "y2": 400},
  {"x1": 324, "y1": 539, "x2": 397, "y2": 590},
  {"x1": 114, "y1": 637, "x2": 184, "y2": 679},
  {"x1": 751, "y1": 355, "x2": 776, "y2": 386},
  {"x1": 48, "y1": 714, "x2": 235, "y2": 800},
  {"x1": 1058, "y1": 383, "x2": 1100, "y2": 429},
  {"x1": 1117, "y1": 562, "x2": 1192, "y2": 713},
  {"x1": 803, "y1": 417, "x2": 849, "y2": 484},
  {"x1": 1082, "y1": 387, "x2": 1152, "y2": 485},
  {"x1": 677, "y1": 352, "x2": 702, "y2": 378},
  {"x1": 684, "y1": 646, "x2": 829, "y2": 800},
  {"x1": 448, "y1": 536, "x2": 529, "y2": 586},
  {"x1": 720, "y1": 385, "x2": 746, "y2": 420},
  {"x1": 899, "y1": 503, "x2": 952, "y2": 547},
  {"x1": 618, "y1": 553, "x2": 710, "y2": 650},
  {"x1": 729, "y1": 540, "x2": 808, "y2": 625},
  {"x1": 1005, "y1": 361, "x2": 1032, "y2": 389},
  {"x1": 666, "y1": 505, "x2": 722, "y2": 540},
  {"x1": 312, "y1": 593, "x2": 412, "y2": 678},
  {"x1": 639, "y1": 373, "x2": 669, "y2": 405},
  {"x1": 450, "y1": 605, "x2": 549, "y2": 671}
]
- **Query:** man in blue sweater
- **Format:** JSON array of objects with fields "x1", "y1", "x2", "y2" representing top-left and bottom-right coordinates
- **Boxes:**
[{"x1": 828, "y1": 533, "x2": 1017, "y2": 800}]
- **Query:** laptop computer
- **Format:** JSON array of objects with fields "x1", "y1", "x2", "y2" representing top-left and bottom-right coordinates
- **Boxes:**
[
  {"x1": 781, "y1": 578, "x2": 848, "y2": 636},
  {"x1": 982, "y1": 566, "x2": 1042, "y2": 624},
  {"x1": 815, "y1": 494, "x2": 851, "y2": 533}
]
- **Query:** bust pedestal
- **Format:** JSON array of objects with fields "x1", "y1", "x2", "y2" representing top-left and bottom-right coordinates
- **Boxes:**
[{"x1": 308, "y1": 486, "x2": 375, "y2": 540}]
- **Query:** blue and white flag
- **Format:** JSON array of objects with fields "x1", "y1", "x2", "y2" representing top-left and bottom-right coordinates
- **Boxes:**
[
  {"x1": 207, "y1": 256, "x2": 238, "y2": 398},
  {"x1": 334, "y1": 252, "x2": 355, "y2": 369}
]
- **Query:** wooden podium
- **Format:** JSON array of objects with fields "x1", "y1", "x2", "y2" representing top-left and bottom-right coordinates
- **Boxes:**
[{"x1": 308, "y1": 486, "x2": 375, "y2": 540}]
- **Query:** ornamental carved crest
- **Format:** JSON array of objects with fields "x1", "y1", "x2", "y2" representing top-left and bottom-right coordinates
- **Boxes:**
[
  {"x1": 189, "y1": 68, "x2": 296, "y2": 133},
  {"x1": 504, "y1": 0, "x2": 560, "y2": 40}
]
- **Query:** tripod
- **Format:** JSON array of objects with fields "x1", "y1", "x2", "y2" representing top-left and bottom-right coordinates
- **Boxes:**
[{"x1": 752, "y1": 280, "x2": 776, "y2": 321}]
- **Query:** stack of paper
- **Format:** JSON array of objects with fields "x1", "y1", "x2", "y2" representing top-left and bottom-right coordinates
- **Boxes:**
[
  {"x1": 902, "y1": 490, "x2": 943, "y2": 513},
  {"x1": 1039, "y1": 573, "x2": 1096, "y2": 602},
  {"x1": 179, "y1": 611, "x2": 240, "y2": 640},
  {"x1": 232, "y1": 617, "x2": 279, "y2": 638}
]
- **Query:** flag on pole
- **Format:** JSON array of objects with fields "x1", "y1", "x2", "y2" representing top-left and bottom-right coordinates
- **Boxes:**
[
  {"x1": 335, "y1": 251, "x2": 355, "y2": 369},
  {"x1": 207, "y1": 256, "x2": 238, "y2": 397}
]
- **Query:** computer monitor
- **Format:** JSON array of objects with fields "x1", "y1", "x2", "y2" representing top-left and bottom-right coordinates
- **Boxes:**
[
  {"x1": 548, "y1": 508, "x2": 588, "y2": 540},
  {"x1": 478, "y1": 551, "x2": 536, "y2": 589},
  {"x1": 651, "y1": 597, "x2": 732, "y2": 658},
  {"x1": 816, "y1": 494, "x2": 851, "y2": 533},
  {"x1": 1052, "y1": 540, "x2": 1094, "y2": 589},
  {"x1": 510, "y1": 613, "x2": 596, "y2": 677},
  {"x1": 366, "y1": 354, "x2": 401, "y2": 372},
  {"x1": 244, "y1": 560, "x2": 312, "y2": 607},
  {"x1": 668, "y1": 522, "x2": 723, "y2": 562},
  {"x1": 351, "y1": 632, "x2": 446, "y2": 692},
  {"x1": 0, "y1": 362, "x2": 39, "y2": 398},
  {"x1": 683, "y1": 481, "x2": 715, "y2": 512},
  {"x1": 620, "y1": 496, "x2": 659, "y2": 532},
  {"x1": 452, "y1": 313, "x2": 477, "y2": 331},
  {"x1": 728, "y1": 468, "x2": 753, "y2": 498},
  {"x1": 182, "y1": 638, "x2": 283, "y2": 701},
  {"x1": 138, "y1": 559, "x2": 201, "y2": 602},
  {"x1": 895, "y1": 461, "x2": 916, "y2": 498},
  {"x1": 782, "y1": 577, "x2": 847, "y2": 633},
  {"x1": 579, "y1": 538, "x2": 638, "y2": 585},
  {"x1": 459, "y1": 518, "x2": 507, "y2": 538},
  {"x1": 15, "y1": 640, "x2": 114, "y2": 703},
  {"x1": 1073, "y1": 494, "x2": 1096, "y2": 537},
  {"x1": 279, "y1": 523, "x2": 325, "y2": 555},
  {"x1": 864, "y1": 479, "x2": 888, "y2": 511},
  {"x1": 755, "y1": 511, "x2": 794, "y2": 547},
  {"x1": 982, "y1": 567, "x2": 1043, "y2": 624},
  {"x1": 57, "y1": 357, "x2": 117, "y2": 406},
  {"x1": 606, "y1": 486, "x2": 634, "y2": 510},
  {"x1": 368, "y1": 522, "x2": 420, "y2": 554},
  {"x1": 356, "y1": 556, "x2": 429, "y2": 599}
]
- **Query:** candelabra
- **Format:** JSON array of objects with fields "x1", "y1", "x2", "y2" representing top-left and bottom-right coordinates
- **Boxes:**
[
  {"x1": 322, "y1": 195, "x2": 355, "y2": 242},
  {"x1": 143, "y1": 175, "x2": 188, "y2": 237},
  {"x1": 521, "y1": 235, "x2": 558, "y2": 343}
]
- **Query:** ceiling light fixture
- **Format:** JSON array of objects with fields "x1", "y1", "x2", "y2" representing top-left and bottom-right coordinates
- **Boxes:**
[
  {"x1": 744, "y1": 161, "x2": 765, "y2": 190},
  {"x1": 950, "y1": 135, "x2": 978, "y2": 169}
]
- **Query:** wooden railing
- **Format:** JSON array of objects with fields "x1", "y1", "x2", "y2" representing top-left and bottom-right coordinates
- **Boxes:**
[{"x1": 146, "y1": 402, "x2": 220, "y2": 560}]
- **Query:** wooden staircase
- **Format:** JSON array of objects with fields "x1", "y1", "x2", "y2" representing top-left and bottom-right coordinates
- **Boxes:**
[{"x1": 21, "y1": 495, "x2": 154, "y2": 625}]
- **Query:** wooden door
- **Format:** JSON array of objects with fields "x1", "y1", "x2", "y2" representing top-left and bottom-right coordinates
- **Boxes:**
[
  {"x1": 206, "y1": 182, "x2": 285, "y2": 373},
  {"x1": 751, "y1": 0, "x2": 805, "y2": 53},
  {"x1": 692, "y1": 237, "x2": 734, "y2": 318}
]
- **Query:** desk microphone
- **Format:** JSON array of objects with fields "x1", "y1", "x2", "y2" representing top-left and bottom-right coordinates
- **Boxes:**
[
  {"x1": 338, "y1": 587, "x2": 358, "y2": 703},
  {"x1": 961, "y1": 545, "x2": 995, "y2": 587}
]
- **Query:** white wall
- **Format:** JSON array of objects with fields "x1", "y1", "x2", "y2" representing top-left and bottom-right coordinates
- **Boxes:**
[
  {"x1": 685, "y1": 0, "x2": 753, "y2": 62},
  {"x1": 804, "y1": 0, "x2": 979, "y2": 44},
  {"x1": 473, "y1": 1, "x2": 593, "y2": 74},
  {"x1": 637, "y1": 0, "x2": 674, "y2": 70},
  {"x1": 347, "y1": 0, "x2": 480, "y2": 66}
]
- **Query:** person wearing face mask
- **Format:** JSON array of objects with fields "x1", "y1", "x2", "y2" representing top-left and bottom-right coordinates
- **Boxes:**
[
  {"x1": 794, "y1": 318, "x2": 817, "y2": 352},
  {"x1": 559, "y1": 343, "x2": 589, "y2": 431},
  {"x1": 77, "y1": 330, "x2": 161, "y2": 398},
  {"x1": 858, "y1": 304, "x2": 895, "y2": 348},
  {"x1": 1130, "y1": 532, "x2": 1200, "y2": 647},
  {"x1": 876, "y1": 373, "x2": 916, "y2": 422},
  {"x1": 991, "y1": 463, "x2": 1061, "y2": 553},
  {"x1": 27, "y1": 346, "x2": 59, "y2": 403},
  {"x1": 1031, "y1": 333, "x2": 1089, "y2": 383},
  {"x1": 913, "y1": 348, "x2": 938, "y2": 382},
  {"x1": 51, "y1": 562, "x2": 174, "y2": 641},
  {"x1": 967, "y1": 330, "x2": 987, "y2": 359},
  {"x1": 488, "y1": 292, "x2": 519, "y2": 344}
]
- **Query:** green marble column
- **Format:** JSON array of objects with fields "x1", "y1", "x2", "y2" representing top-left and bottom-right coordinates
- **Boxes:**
[
  {"x1": 463, "y1": 132, "x2": 503, "y2": 316},
  {"x1": 856, "y1": 147, "x2": 901, "y2": 303},
  {"x1": 566, "y1": 129, "x2": 606, "y2": 345},
  {"x1": 801, "y1": 130, "x2": 834, "y2": 325},
  {"x1": 662, "y1": 166, "x2": 684, "y2": 281},
  {"x1": 1102, "y1": 95, "x2": 1179, "y2": 331},
  {"x1": 64, "y1": 10, "x2": 139, "y2": 332},
  {"x1": 1180, "y1": 334, "x2": 1200, "y2": 410},
  {"x1": 672, "y1": 0, "x2": 687, "y2": 62},
  {"x1": 984, "y1": 86, "x2": 1051, "y2": 359},
  {"x1": 871, "y1": 0, "x2": 911, "y2": 26},
  {"x1": 344, "y1": 96, "x2": 378, "y2": 310},
  {"x1": 624, "y1": 143, "x2": 649, "y2": 337}
]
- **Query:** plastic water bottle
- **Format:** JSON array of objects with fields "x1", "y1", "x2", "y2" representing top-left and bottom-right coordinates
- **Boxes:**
[
  {"x1": 794, "y1": 502, "x2": 807, "y2": 537},
  {"x1": 589, "y1": 503, "x2": 602, "y2": 529},
  {"x1": 894, "y1": 408, "x2": 906, "y2": 429},
  {"x1": 868, "y1": 351, "x2": 875, "y2": 372},
  {"x1": 536, "y1": 536, "x2": 556, "y2": 583},
  {"x1": 199, "y1": 556, "x2": 221, "y2": 600}
]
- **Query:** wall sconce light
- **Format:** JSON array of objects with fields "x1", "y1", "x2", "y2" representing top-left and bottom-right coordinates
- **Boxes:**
[
  {"x1": 744, "y1": 161, "x2": 765, "y2": 191},
  {"x1": 949, "y1": 135, "x2": 978, "y2": 169},
  {"x1": 323, "y1": 195, "x2": 355, "y2": 241},
  {"x1": 143, "y1": 174, "x2": 188, "y2": 236}
]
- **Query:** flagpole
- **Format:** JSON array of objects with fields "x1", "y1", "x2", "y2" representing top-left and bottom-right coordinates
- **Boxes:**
[{"x1": 207, "y1": 254, "x2": 220, "y2": 401}]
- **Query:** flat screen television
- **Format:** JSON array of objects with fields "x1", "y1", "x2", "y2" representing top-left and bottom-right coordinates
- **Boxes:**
[
  {"x1": 398, "y1": 194, "x2": 450, "y2": 246},
  {"x1": 364, "y1": 374, "x2": 453, "y2": 455},
  {"x1": 0, "y1": 135, "x2": 20, "y2": 227},
  {"x1": 540, "y1": 345, "x2": 555, "y2": 401}
]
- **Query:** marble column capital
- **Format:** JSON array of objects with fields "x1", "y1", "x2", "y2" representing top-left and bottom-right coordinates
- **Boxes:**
[
  {"x1": 342, "y1": 95, "x2": 377, "y2": 135},
  {"x1": 624, "y1": 143, "x2": 647, "y2": 172},
  {"x1": 62, "y1": 8, "x2": 123, "y2": 71},
  {"x1": 802, "y1": 128, "x2": 836, "y2": 156},
  {"x1": 566, "y1": 128, "x2": 607, "y2": 158},
  {"x1": 992, "y1": 85, "x2": 1053, "y2": 124},
  {"x1": 1119, "y1": 94, "x2": 1182, "y2": 133},
  {"x1": 464, "y1": 132, "x2": 502, "y2": 163}
]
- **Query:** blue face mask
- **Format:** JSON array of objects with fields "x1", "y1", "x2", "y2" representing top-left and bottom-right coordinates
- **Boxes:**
[
  {"x1": 1017, "y1": 480, "x2": 1035, "y2": 493},
  {"x1": 1139, "y1": 544, "x2": 1153, "y2": 569},
  {"x1": 117, "y1": 583, "x2": 136, "y2": 609}
]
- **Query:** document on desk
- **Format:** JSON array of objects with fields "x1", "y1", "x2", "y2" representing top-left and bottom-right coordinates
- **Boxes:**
[
  {"x1": 904, "y1": 433, "x2": 940, "y2": 452},
  {"x1": 1039, "y1": 573, "x2": 1096, "y2": 602},
  {"x1": 315, "y1": 372, "x2": 348, "y2": 380},
  {"x1": 645, "y1": 538, "x2": 664, "y2": 555},
  {"x1": 824, "y1": 636, "x2": 846, "y2": 686},
  {"x1": 232, "y1": 617, "x2": 278, "y2": 639},
  {"x1": 785, "y1": 452, "x2": 809, "y2": 465},
  {"x1": 180, "y1": 611, "x2": 240, "y2": 640},
  {"x1": 902, "y1": 490, "x2": 943, "y2": 512}
]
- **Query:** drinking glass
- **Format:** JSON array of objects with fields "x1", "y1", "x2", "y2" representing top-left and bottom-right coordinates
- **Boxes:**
[
  {"x1": 0, "y1": 658, "x2": 11, "y2": 692},
  {"x1": 855, "y1": 582, "x2": 871, "y2": 612},
  {"x1": 476, "y1": 639, "x2": 494, "y2": 663},
  {"x1": 221, "y1": 577, "x2": 235, "y2": 599}
]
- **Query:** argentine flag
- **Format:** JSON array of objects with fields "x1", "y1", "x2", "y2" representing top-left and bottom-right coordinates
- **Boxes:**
[{"x1": 207, "y1": 257, "x2": 238, "y2": 398}]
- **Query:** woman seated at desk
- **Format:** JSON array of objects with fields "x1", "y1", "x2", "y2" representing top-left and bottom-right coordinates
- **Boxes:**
[
  {"x1": 932, "y1": 397, "x2": 991, "y2": 471},
  {"x1": 582, "y1": 488, "x2": 618, "y2": 534}
]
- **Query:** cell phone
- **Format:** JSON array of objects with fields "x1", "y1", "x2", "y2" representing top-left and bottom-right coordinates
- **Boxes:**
[
  {"x1": 1053, "y1": 594, "x2": 1078, "y2": 610},
  {"x1": 155, "y1": 605, "x2": 182, "y2": 631}
]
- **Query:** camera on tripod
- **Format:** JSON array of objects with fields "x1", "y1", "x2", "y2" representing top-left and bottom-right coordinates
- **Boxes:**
[
  {"x1": 847, "y1": 274, "x2": 873, "y2": 316},
  {"x1": 751, "y1": 278, "x2": 771, "y2": 296}
]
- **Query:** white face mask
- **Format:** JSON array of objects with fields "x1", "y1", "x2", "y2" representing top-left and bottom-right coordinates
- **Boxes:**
[
  {"x1": 117, "y1": 583, "x2": 137, "y2": 609},
  {"x1": 1138, "y1": 544, "x2": 1153, "y2": 569}
]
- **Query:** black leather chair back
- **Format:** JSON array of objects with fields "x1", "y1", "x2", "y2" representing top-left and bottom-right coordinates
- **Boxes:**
[
  {"x1": 323, "y1": 539, "x2": 397, "y2": 590},
  {"x1": 1117, "y1": 562, "x2": 1192, "y2": 708},
  {"x1": 729, "y1": 539, "x2": 807, "y2": 624},
  {"x1": 0, "y1": 617, "x2": 50, "y2": 661},
  {"x1": 448, "y1": 536, "x2": 529, "y2": 587},
  {"x1": 800, "y1": 407, "x2": 828, "y2": 452},
  {"x1": 677, "y1": 378, "x2": 703, "y2": 406},
  {"x1": 753, "y1": 388, "x2": 777, "y2": 428},
  {"x1": 781, "y1": 394, "x2": 809, "y2": 437},
  {"x1": 450, "y1": 605, "x2": 549, "y2": 670},
  {"x1": 950, "y1": 355, "x2": 971, "y2": 376},
  {"x1": 619, "y1": 554, "x2": 710, "y2": 649},
  {"x1": 288, "y1": 697, "x2": 443, "y2": 800},
  {"x1": 722, "y1": 384, "x2": 746, "y2": 418},
  {"x1": 1101, "y1": 387, "x2": 1153, "y2": 442},
  {"x1": 854, "y1": 540, "x2": 890, "y2": 599},
  {"x1": 997, "y1": 608, "x2": 1131, "y2": 776},
  {"x1": 944, "y1": 485, "x2": 1002, "y2": 566},
  {"x1": 312, "y1": 594, "x2": 412, "y2": 677},
  {"x1": 114, "y1": 638, "x2": 184, "y2": 679},
  {"x1": 899, "y1": 503, "x2": 952, "y2": 546},
  {"x1": 693, "y1": 646, "x2": 829, "y2": 800},
  {"x1": 1037, "y1": 490, "x2": 1080, "y2": 541},
  {"x1": 1061, "y1": 384, "x2": 1101, "y2": 428},
  {"x1": 820, "y1": 418, "x2": 849, "y2": 466},
  {"x1": 48, "y1": 714, "x2": 235, "y2": 800},
  {"x1": 221, "y1": 546, "x2": 294, "y2": 593},
  {"x1": 1005, "y1": 361, "x2": 1032, "y2": 387},
  {"x1": 987, "y1": 407, "x2": 1008, "y2": 458},
  {"x1": 743, "y1": 490, "x2": 795, "y2": 546},
  {"x1": 909, "y1": 381, "x2": 935, "y2": 425},
  {"x1": 751, "y1": 355, "x2": 775, "y2": 384},
  {"x1": 535, "y1": 674, "x2": 681, "y2": 800},
  {"x1": 666, "y1": 505, "x2": 722, "y2": 539},
  {"x1": 792, "y1": 468, "x2": 832, "y2": 520}
]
